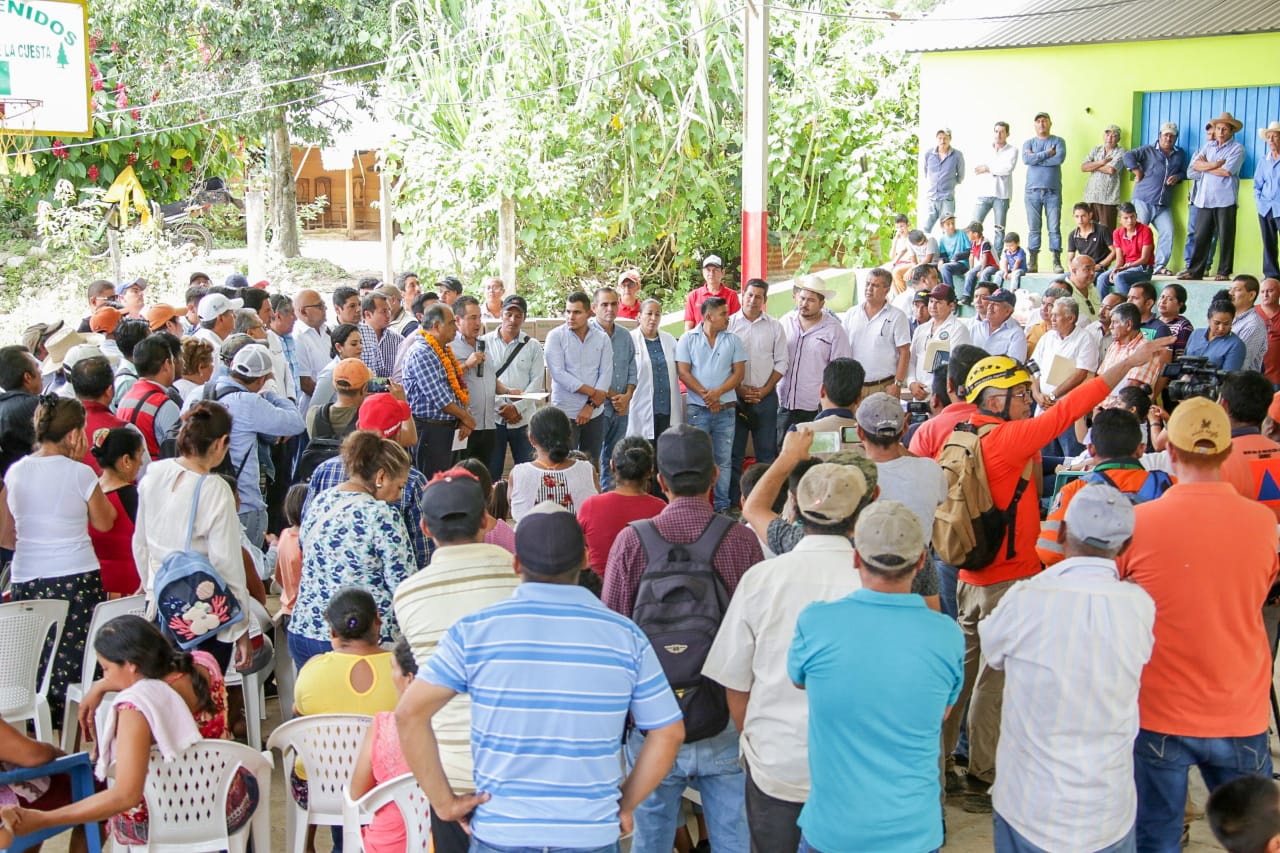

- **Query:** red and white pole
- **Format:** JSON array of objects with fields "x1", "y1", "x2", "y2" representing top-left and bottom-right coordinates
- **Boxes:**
[{"x1": 740, "y1": 0, "x2": 769, "y2": 284}]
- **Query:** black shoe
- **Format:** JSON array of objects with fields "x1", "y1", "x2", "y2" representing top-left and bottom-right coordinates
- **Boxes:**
[
  {"x1": 945, "y1": 770, "x2": 967, "y2": 796},
  {"x1": 962, "y1": 791, "x2": 992, "y2": 814}
]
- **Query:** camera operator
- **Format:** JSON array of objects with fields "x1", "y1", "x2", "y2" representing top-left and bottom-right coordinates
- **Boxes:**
[
  {"x1": 1185, "y1": 299, "x2": 1246, "y2": 371},
  {"x1": 1219, "y1": 371, "x2": 1280, "y2": 520}
]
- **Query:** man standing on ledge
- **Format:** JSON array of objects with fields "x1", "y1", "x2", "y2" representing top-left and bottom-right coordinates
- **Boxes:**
[
  {"x1": 922, "y1": 128, "x2": 965, "y2": 232},
  {"x1": 1179, "y1": 111, "x2": 1246, "y2": 282},
  {"x1": 403, "y1": 303, "x2": 476, "y2": 477},
  {"x1": 683, "y1": 254, "x2": 740, "y2": 331},
  {"x1": 1022, "y1": 111, "x2": 1068, "y2": 274}
]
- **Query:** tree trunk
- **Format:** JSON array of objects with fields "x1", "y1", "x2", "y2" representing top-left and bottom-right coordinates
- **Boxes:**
[
  {"x1": 498, "y1": 195, "x2": 516, "y2": 293},
  {"x1": 267, "y1": 107, "x2": 300, "y2": 258}
]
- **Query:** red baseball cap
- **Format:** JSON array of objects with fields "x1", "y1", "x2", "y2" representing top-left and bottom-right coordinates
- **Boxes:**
[{"x1": 358, "y1": 393, "x2": 411, "y2": 438}]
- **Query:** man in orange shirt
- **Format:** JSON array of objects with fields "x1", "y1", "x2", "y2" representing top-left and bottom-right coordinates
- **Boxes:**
[
  {"x1": 1116, "y1": 396, "x2": 1279, "y2": 852},
  {"x1": 940, "y1": 337, "x2": 1171, "y2": 814},
  {"x1": 1220, "y1": 370, "x2": 1280, "y2": 521},
  {"x1": 1036, "y1": 408, "x2": 1173, "y2": 565}
]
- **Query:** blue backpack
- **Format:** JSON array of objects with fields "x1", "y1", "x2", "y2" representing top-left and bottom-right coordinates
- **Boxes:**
[
  {"x1": 154, "y1": 475, "x2": 245, "y2": 650},
  {"x1": 1085, "y1": 467, "x2": 1173, "y2": 505}
]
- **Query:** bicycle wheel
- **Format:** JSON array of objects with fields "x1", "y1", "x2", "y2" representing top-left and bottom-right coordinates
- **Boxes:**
[{"x1": 170, "y1": 222, "x2": 213, "y2": 253}]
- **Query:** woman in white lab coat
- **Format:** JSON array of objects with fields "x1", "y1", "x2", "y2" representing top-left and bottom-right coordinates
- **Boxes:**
[{"x1": 627, "y1": 299, "x2": 684, "y2": 439}]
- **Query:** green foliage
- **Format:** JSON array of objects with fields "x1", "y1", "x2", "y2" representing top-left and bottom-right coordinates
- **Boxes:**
[{"x1": 386, "y1": 0, "x2": 920, "y2": 313}]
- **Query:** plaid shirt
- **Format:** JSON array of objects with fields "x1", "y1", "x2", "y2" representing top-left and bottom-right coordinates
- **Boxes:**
[
  {"x1": 279, "y1": 333, "x2": 300, "y2": 386},
  {"x1": 403, "y1": 337, "x2": 459, "y2": 420},
  {"x1": 1101, "y1": 333, "x2": 1161, "y2": 391},
  {"x1": 359, "y1": 322, "x2": 404, "y2": 378},
  {"x1": 602, "y1": 497, "x2": 763, "y2": 618},
  {"x1": 303, "y1": 457, "x2": 431, "y2": 568}
]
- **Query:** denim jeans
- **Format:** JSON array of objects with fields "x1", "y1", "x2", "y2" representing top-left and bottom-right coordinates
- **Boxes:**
[
  {"x1": 1098, "y1": 266, "x2": 1153, "y2": 298},
  {"x1": 571, "y1": 415, "x2": 605, "y2": 462},
  {"x1": 730, "y1": 390, "x2": 779, "y2": 507},
  {"x1": 1133, "y1": 199, "x2": 1175, "y2": 271},
  {"x1": 470, "y1": 840, "x2": 619, "y2": 853},
  {"x1": 238, "y1": 508, "x2": 267, "y2": 551},
  {"x1": 1183, "y1": 204, "x2": 1217, "y2": 271},
  {"x1": 1024, "y1": 188, "x2": 1063, "y2": 253},
  {"x1": 934, "y1": 551, "x2": 959, "y2": 619},
  {"x1": 973, "y1": 196, "x2": 1011, "y2": 244},
  {"x1": 941, "y1": 261, "x2": 969, "y2": 288},
  {"x1": 799, "y1": 836, "x2": 937, "y2": 853},
  {"x1": 745, "y1": 763, "x2": 801, "y2": 853},
  {"x1": 922, "y1": 196, "x2": 954, "y2": 233},
  {"x1": 994, "y1": 811, "x2": 1135, "y2": 853},
  {"x1": 996, "y1": 269, "x2": 1024, "y2": 291},
  {"x1": 489, "y1": 423, "x2": 534, "y2": 483},
  {"x1": 1133, "y1": 728, "x2": 1272, "y2": 853},
  {"x1": 963, "y1": 266, "x2": 999, "y2": 299},
  {"x1": 625, "y1": 723, "x2": 747, "y2": 853},
  {"x1": 686, "y1": 404, "x2": 737, "y2": 511},
  {"x1": 776, "y1": 408, "x2": 818, "y2": 447},
  {"x1": 286, "y1": 630, "x2": 332, "y2": 672},
  {"x1": 598, "y1": 406, "x2": 629, "y2": 491}
]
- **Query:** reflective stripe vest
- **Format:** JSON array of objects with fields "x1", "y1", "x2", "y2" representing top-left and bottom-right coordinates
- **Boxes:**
[{"x1": 115, "y1": 379, "x2": 171, "y2": 458}]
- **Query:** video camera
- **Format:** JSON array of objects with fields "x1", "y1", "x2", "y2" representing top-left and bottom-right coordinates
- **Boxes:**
[{"x1": 1162, "y1": 355, "x2": 1226, "y2": 402}]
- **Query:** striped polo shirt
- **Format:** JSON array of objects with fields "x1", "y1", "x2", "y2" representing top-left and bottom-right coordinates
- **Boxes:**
[{"x1": 421, "y1": 582, "x2": 682, "y2": 848}]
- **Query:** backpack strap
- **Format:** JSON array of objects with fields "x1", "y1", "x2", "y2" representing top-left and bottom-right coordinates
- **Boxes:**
[
  {"x1": 630, "y1": 518, "x2": 668, "y2": 567},
  {"x1": 1003, "y1": 471, "x2": 1032, "y2": 560},
  {"x1": 184, "y1": 475, "x2": 207, "y2": 551},
  {"x1": 1085, "y1": 468, "x2": 1119, "y2": 491},
  {"x1": 631, "y1": 514, "x2": 736, "y2": 575},
  {"x1": 685, "y1": 514, "x2": 736, "y2": 567},
  {"x1": 312, "y1": 403, "x2": 336, "y2": 440},
  {"x1": 125, "y1": 387, "x2": 171, "y2": 426}
]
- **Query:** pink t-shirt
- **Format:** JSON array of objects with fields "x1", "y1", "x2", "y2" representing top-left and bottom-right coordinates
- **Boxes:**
[
  {"x1": 484, "y1": 519, "x2": 516, "y2": 554},
  {"x1": 577, "y1": 491, "x2": 667, "y2": 576}
]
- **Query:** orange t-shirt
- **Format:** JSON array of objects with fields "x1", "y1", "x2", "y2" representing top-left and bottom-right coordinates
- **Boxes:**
[
  {"x1": 275, "y1": 527, "x2": 302, "y2": 616},
  {"x1": 1221, "y1": 431, "x2": 1280, "y2": 522},
  {"x1": 959, "y1": 376, "x2": 1111, "y2": 587},
  {"x1": 1036, "y1": 464, "x2": 1175, "y2": 566},
  {"x1": 1117, "y1": 482, "x2": 1279, "y2": 737}
]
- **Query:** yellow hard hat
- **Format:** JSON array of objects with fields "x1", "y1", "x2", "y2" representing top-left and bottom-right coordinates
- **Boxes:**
[{"x1": 963, "y1": 356, "x2": 1032, "y2": 402}]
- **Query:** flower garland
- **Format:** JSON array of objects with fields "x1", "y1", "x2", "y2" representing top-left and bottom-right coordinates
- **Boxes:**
[{"x1": 419, "y1": 330, "x2": 469, "y2": 406}]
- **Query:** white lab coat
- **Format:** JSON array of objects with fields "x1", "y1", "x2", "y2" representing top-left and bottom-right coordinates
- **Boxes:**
[{"x1": 627, "y1": 327, "x2": 684, "y2": 438}]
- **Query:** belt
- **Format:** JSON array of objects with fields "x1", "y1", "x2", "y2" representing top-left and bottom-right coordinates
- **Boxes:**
[
  {"x1": 416, "y1": 417, "x2": 457, "y2": 426},
  {"x1": 864, "y1": 376, "x2": 897, "y2": 388}
]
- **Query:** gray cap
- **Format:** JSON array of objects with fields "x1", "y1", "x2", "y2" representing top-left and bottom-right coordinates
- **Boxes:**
[
  {"x1": 702, "y1": 254, "x2": 723, "y2": 269},
  {"x1": 1159, "y1": 121, "x2": 1179, "y2": 136},
  {"x1": 229, "y1": 343, "x2": 273, "y2": 379},
  {"x1": 855, "y1": 392, "x2": 905, "y2": 437},
  {"x1": 1063, "y1": 483, "x2": 1135, "y2": 550},
  {"x1": 1104, "y1": 124, "x2": 1122, "y2": 135},
  {"x1": 854, "y1": 500, "x2": 926, "y2": 572},
  {"x1": 795, "y1": 463, "x2": 868, "y2": 525}
]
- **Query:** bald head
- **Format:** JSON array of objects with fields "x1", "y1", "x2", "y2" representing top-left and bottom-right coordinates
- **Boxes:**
[
  {"x1": 1261, "y1": 278, "x2": 1280, "y2": 310},
  {"x1": 1069, "y1": 254, "x2": 1096, "y2": 289},
  {"x1": 294, "y1": 289, "x2": 326, "y2": 329}
]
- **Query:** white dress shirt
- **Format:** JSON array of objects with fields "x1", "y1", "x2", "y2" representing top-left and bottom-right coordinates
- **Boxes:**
[
  {"x1": 1031, "y1": 325, "x2": 1099, "y2": 396},
  {"x1": 910, "y1": 314, "x2": 970, "y2": 387},
  {"x1": 481, "y1": 329, "x2": 545, "y2": 429},
  {"x1": 293, "y1": 323, "x2": 331, "y2": 414},
  {"x1": 844, "y1": 301, "x2": 910, "y2": 382},
  {"x1": 974, "y1": 142, "x2": 1018, "y2": 200},
  {"x1": 727, "y1": 310, "x2": 788, "y2": 390},
  {"x1": 702, "y1": 536, "x2": 861, "y2": 802},
  {"x1": 980, "y1": 557, "x2": 1155, "y2": 852}
]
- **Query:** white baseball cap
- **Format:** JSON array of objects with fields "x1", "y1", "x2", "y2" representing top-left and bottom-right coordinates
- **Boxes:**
[
  {"x1": 197, "y1": 293, "x2": 244, "y2": 322},
  {"x1": 229, "y1": 344, "x2": 273, "y2": 379}
]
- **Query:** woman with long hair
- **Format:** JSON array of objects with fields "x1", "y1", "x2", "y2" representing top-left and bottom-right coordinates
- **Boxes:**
[
  {"x1": 88, "y1": 427, "x2": 145, "y2": 596},
  {"x1": 308, "y1": 323, "x2": 363, "y2": 414},
  {"x1": 132, "y1": 401, "x2": 253, "y2": 674},
  {"x1": 1, "y1": 396, "x2": 116, "y2": 719}
]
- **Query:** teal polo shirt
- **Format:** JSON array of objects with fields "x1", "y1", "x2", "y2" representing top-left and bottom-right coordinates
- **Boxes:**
[
  {"x1": 788, "y1": 589, "x2": 963, "y2": 852},
  {"x1": 675, "y1": 326, "x2": 746, "y2": 406}
]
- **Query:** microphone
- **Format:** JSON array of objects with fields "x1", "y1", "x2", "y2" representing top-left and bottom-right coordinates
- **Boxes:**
[{"x1": 476, "y1": 339, "x2": 486, "y2": 378}]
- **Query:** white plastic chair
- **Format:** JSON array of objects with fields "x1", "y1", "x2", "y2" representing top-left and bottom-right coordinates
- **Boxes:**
[
  {"x1": 0, "y1": 599, "x2": 68, "y2": 744},
  {"x1": 61, "y1": 594, "x2": 146, "y2": 751},
  {"x1": 223, "y1": 666, "x2": 265, "y2": 750},
  {"x1": 109, "y1": 738, "x2": 274, "y2": 853},
  {"x1": 341, "y1": 771, "x2": 432, "y2": 850},
  {"x1": 267, "y1": 713, "x2": 372, "y2": 853}
]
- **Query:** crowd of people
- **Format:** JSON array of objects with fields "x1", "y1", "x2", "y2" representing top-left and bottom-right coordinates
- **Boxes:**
[
  {"x1": 917, "y1": 111, "x2": 1280, "y2": 285},
  {"x1": 0, "y1": 230, "x2": 1277, "y2": 853}
]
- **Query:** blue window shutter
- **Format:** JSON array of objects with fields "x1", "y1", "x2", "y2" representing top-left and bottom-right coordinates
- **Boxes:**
[{"x1": 1141, "y1": 85, "x2": 1280, "y2": 177}]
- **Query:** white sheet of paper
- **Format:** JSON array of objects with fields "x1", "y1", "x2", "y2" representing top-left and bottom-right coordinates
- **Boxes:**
[
  {"x1": 451, "y1": 430, "x2": 468, "y2": 451},
  {"x1": 496, "y1": 392, "x2": 550, "y2": 400}
]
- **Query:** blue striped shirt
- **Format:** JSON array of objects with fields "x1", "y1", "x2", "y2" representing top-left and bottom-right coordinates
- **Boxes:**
[{"x1": 421, "y1": 583, "x2": 681, "y2": 848}]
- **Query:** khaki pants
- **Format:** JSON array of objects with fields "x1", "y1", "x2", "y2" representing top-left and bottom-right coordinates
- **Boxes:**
[{"x1": 941, "y1": 577, "x2": 1019, "y2": 786}]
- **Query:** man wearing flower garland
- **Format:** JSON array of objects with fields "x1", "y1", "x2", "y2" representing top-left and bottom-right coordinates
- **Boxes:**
[{"x1": 404, "y1": 303, "x2": 476, "y2": 477}]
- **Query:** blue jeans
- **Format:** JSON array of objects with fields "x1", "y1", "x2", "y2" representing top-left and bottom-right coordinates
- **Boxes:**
[
  {"x1": 934, "y1": 552, "x2": 959, "y2": 619},
  {"x1": 1133, "y1": 199, "x2": 1175, "y2": 271},
  {"x1": 686, "y1": 404, "x2": 736, "y2": 511},
  {"x1": 1024, "y1": 188, "x2": 1063, "y2": 253},
  {"x1": 996, "y1": 269, "x2": 1024, "y2": 290},
  {"x1": 238, "y1": 508, "x2": 266, "y2": 551},
  {"x1": 1183, "y1": 204, "x2": 1217, "y2": 271},
  {"x1": 1133, "y1": 728, "x2": 1272, "y2": 853},
  {"x1": 489, "y1": 423, "x2": 533, "y2": 483},
  {"x1": 963, "y1": 265, "x2": 999, "y2": 299},
  {"x1": 994, "y1": 811, "x2": 1135, "y2": 853},
  {"x1": 598, "y1": 406, "x2": 629, "y2": 491},
  {"x1": 624, "y1": 723, "x2": 747, "y2": 853},
  {"x1": 800, "y1": 836, "x2": 937, "y2": 853},
  {"x1": 922, "y1": 196, "x2": 954, "y2": 233},
  {"x1": 941, "y1": 261, "x2": 969, "y2": 288},
  {"x1": 286, "y1": 630, "x2": 332, "y2": 673},
  {"x1": 470, "y1": 841, "x2": 619, "y2": 853},
  {"x1": 730, "y1": 390, "x2": 779, "y2": 507},
  {"x1": 973, "y1": 196, "x2": 1010, "y2": 244},
  {"x1": 1098, "y1": 266, "x2": 1153, "y2": 298}
]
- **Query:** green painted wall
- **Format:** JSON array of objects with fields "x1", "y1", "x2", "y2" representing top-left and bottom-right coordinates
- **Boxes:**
[{"x1": 918, "y1": 32, "x2": 1280, "y2": 276}]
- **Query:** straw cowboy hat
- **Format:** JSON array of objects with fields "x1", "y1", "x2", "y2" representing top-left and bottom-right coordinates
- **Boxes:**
[
  {"x1": 39, "y1": 328, "x2": 102, "y2": 375},
  {"x1": 1206, "y1": 111, "x2": 1243, "y2": 133},
  {"x1": 1260, "y1": 120, "x2": 1280, "y2": 140}
]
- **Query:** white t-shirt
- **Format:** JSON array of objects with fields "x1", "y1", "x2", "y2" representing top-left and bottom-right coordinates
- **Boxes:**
[
  {"x1": 508, "y1": 460, "x2": 598, "y2": 522},
  {"x1": 874, "y1": 455, "x2": 948, "y2": 544},
  {"x1": 5, "y1": 454, "x2": 100, "y2": 581},
  {"x1": 1031, "y1": 325, "x2": 1100, "y2": 396},
  {"x1": 911, "y1": 314, "x2": 971, "y2": 387}
]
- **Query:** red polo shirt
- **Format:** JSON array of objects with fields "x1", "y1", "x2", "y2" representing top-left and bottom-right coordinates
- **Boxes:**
[
  {"x1": 1111, "y1": 223, "x2": 1154, "y2": 266},
  {"x1": 682, "y1": 285, "x2": 741, "y2": 326}
]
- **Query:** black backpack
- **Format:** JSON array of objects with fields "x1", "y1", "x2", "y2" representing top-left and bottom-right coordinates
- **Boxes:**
[
  {"x1": 205, "y1": 385, "x2": 253, "y2": 480},
  {"x1": 630, "y1": 514, "x2": 734, "y2": 742},
  {"x1": 292, "y1": 404, "x2": 354, "y2": 485}
]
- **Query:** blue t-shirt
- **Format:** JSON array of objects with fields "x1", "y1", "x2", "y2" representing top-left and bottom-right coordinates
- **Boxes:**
[
  {"x1": 1003, "y1": 248, "x2": 1027, "y2": 272},
  {"x1": 1186, "y1": 328, "x2": 1246, "y2": 371},
  {"x1": 788, "y1": 589, "x2": 963, "y2": 853},
  {"x1": 675, "y1": 327, "x2": 747, "y2": 406}
]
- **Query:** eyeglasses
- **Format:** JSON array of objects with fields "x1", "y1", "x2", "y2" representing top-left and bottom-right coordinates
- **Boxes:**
[{"x1": 1005, "y1": 390, "x2": 1030, "y2": 400}]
